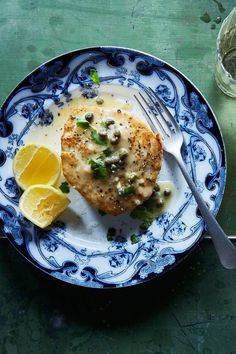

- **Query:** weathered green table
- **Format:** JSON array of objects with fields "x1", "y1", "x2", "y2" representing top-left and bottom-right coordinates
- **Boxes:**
[{"x1": 0, "y1": 1, "x2": 236, "y2": 353}]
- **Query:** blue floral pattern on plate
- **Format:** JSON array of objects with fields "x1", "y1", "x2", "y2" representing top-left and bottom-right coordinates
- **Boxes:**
[{"x1": 0, "y1": 47, "x2": 226, "y2": 288}]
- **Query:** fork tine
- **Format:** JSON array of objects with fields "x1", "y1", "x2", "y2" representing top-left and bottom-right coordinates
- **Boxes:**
[
  {"x1": 148, "y1": 87, "x2": 179, "y2": 132},
  {"x1": 134, "y1": 93, "x2": 169, "y2": 138},
  {"x1": 135, "y1": 93, "x2": 169, "y2": 137},
  {"x1": 144, "y1": 88, "x2": 170, "y2": 128},
  {"x1": 139, "y1": 92, "x2": 172, "y2": 137},
  {"x1": 142, "y1": 90, "x2": 173, "y2": 136},
  {"x1": 133, "y1": 94, "x2": 158, "y2": 134},
  {"x1": 145, "y1": 88, "x2": 176, "y2": 134}
]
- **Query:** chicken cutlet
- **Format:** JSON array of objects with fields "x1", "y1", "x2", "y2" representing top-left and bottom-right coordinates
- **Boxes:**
[{"x1": 61, "y1": 105, "x2": 162, "y2": 215}]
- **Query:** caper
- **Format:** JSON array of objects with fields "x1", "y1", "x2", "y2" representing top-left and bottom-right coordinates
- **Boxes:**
[
  {"x1": 154, "y1": 183, "x2": 160, "y2": 192},
  {"x1": 112, "y1": 156, "x2": 120, "y2": 164},
  {"x1": 96, "y1": 97, "x2": 104, "y2": 105},
  {"x1": 110, "y1": 136, "x2": 119, "y2": 145},
  {"x1": 138, "y1": 178, "x2": 145, "y2": 186},
  {"x1": 98, "y1": 128, "x2": 108, "y2": 137},
  {"x1": 105, "y1": 118, "x2": 115, "y2": 126},
  {"x1": 156, "y1": 198, "x2": 164, "y2": 207},
  {"x1": 127, "y1": 172, "x2": 137, "y2": 183},
  {"x1": 119, "y1": 148, "x2": 128, "y2": 159},
  {"x1": 111, "y1": 164, "x2": 117, "y2": 171},
  {"x1": 118, "y1": 159, "x2": 125, "y2": 167},
  {"x1": 84, "y1": 112, "x2": 94, "y2": 121},
  {"x1": 113, "y1": 129, "x2": 121, "y2": 137},
  {"x1": 105, "y1": 158, "x2": 112, "y2": 165},
  {"x1": 164, "y1": 188, "x2": 171, "y2": 197},
  {"x1": 105, "y1": 155, "x2": 120, "y2": 165}
]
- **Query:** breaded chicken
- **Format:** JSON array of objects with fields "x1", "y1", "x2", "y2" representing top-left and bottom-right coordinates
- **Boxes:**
[{"x1": 61, "y1": 106, "x2": 162, "y2": 215}]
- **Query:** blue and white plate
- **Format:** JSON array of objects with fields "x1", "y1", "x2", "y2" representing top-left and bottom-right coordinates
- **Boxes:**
[{"x1": 0, "y1": 47, "x2": 226, "y2": 288}]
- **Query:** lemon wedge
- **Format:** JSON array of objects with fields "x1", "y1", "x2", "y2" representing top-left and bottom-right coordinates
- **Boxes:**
[
  {"x1": 19, "y1": 185, "x2": 70, "y2": 228},
  {"x1": 13, "y1": 144, "x2": 61, "y2": 190}
]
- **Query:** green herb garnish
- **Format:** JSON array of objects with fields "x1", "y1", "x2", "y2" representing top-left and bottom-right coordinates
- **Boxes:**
[
  {"x1": 88, "y1": 157, "x2": 108, "y2": 179},
  {"x1": 98, "y1": 209, "x2": 107, "y2": 216},
  {"x1": 143, "y1": 193, "x2": 158, "y2": 209},
  {"x1": 90, "y1": 69, "x2": 100, "y2": 85},
  {"x1": 140, "y1": 220, "x2": 153, "y2": 230},
  {"x1": 76, "y1": 118, "x2": 91, "y2": 128},
  {"x1": 100, "y1": 121, "x2": 107, "y2": 128},
  {"x1": 130, "y1": 206, "x2": 154, "y2": 230},
  {"x1": 91, "y1": 129, "x2": 107, "y2": 145},
  {"x1": 123, "y1": 185, "x2": 135, "y2": 196},
  {"x1": 75, "y1": 118, "x2": 107, "y2": 146},
  {"x1": 107, "y1": 227, "x2": 116, "y2": 241},
  {"x1": 103, "y1": 147, "x2": 112, "y2": 156},
  {"x1": 100, "y1": 119, "x2": 115, "y2": 128},
  {"x1": 130, "y1": 234, "x2": 140, "y2": 244},
  {"x1": 59, "y1": 181, "x2": 70, "y2": 194}
]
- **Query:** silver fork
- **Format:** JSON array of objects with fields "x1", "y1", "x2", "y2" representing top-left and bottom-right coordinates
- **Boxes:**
[{"x1": 134, "y1": 87, "x2": 236, "y2": 270}]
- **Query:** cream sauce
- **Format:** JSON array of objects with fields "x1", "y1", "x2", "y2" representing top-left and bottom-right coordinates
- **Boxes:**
[
  {"x1": 24, "y1": 89, "x2": 132, "y2": 153},
  {"x1": 153, "y1": 180, "x2": 175, "y2": 216},
  {"x1": 20, "y1": 84, "x2": 179, "y2": 247}
]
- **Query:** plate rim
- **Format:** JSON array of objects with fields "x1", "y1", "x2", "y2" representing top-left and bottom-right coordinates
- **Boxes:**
[{"x1": 0, "y1": 45, "x2": 227, "y2": 288}]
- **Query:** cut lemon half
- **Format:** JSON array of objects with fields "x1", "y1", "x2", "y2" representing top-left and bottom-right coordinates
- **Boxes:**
[
  {"x1": 19, "y1": 185, "x2": 70, "y2": 228},
  {"x1": 13, "y1": 144, "x2": 61, "y2": 190}
]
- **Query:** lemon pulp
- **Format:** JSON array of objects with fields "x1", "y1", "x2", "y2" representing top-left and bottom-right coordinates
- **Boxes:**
[
  {"x1": 13, "y1": 144, "x2": 61, "y2": 190},
  {"x1": 19, "y1": 185, "x2": 70, "y2": 228}
]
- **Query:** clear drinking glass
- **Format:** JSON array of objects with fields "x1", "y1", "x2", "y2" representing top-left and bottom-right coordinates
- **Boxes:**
[{"x1": 215, "y1": 7, "x2": 236, "y2": 97}]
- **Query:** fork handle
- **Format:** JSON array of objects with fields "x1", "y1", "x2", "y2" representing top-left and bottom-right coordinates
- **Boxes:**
[{"x1": 174, "y1": 151, "x2": 236, "y2": 269}]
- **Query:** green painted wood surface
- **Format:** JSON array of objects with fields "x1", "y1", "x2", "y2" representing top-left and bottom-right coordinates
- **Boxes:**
[{"x1": 0, "y1": 0, "x2": 236, "y2": 353}]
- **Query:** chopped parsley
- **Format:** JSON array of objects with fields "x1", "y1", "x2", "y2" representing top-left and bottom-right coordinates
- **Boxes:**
[
  {"x1": 98, "y1": 209, "x2": 106, "y2": 216},
  {"x1": 88, "y1": 157, "x2": 108, "y2": 179},
  {"x1": 143, "y1": 193, "x2": 158, "y2": 209},
  {"x1": 130, "y1": 205, "x2": 154, "y2": 230},
  {"x1": 91, "y1": 129, "x2": 107, "y2": 145},
  {"x1": 107, "y1": 227, "x2": 116, "y2": 241},
  {"x1": 123, "y1": 185, "x2": 135, "y2": 196},
  {"x1": 59, "y1": 181, "x2": 70, "y2": 194},
  {"x1": 100, "y1": 119, "x2": 115, "y2": 128},
  {"x1": 103, "y1": 147, "x2": 112, "y2": 156},
  {"x1": 140, "y1": 220, "x2": 153, "y2": 230},
  {"x1": 90, "y1": 69, "x2": 100, "y2": 85},
  {"x1": 76, "y1": 118, "x2": 90, "y2": 128},
  {"x1": 75, "y1": 117, "x2": 107, "y2": 146},
  {"x1": 130, "y1": 234, "x2": 140, "y2": 244},
  {"x1": 100, "y1": 121, "x2": 107, "y2": 128}
]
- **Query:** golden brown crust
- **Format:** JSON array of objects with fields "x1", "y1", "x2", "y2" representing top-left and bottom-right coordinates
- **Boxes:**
[{"x1": 61, "y1": 105, "x2": 162, "y2": 215}]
